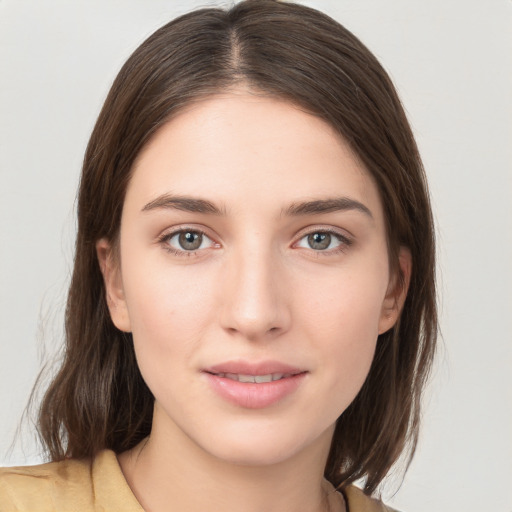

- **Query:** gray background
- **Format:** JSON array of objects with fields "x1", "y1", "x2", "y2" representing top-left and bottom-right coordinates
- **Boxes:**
[{"x1": 1, "y1": 1, "x2": 511, "y2": 511}]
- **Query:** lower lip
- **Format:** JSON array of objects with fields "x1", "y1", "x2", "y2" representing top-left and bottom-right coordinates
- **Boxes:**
[{"x1": 204, "y1": 372, "x2": 307, "y2": 409}]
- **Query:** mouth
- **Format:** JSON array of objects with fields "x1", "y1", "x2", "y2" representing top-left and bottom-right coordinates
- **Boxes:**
[
  {"x1": 203, "y1": 360, "x2": 307, "y2": 381},
  {"x1": 203, "y1": 361, "x2": 307, "y2": 408},
  {"x1": 204, "y1": 371, "x2": 303, "y2": 383}
]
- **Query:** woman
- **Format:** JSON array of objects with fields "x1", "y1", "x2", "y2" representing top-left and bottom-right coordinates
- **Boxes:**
[{"x1": 0, "y1": 1, "x2": 436, "y2": 511}]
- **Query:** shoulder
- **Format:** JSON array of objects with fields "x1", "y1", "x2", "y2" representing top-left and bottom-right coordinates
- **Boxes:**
[
  {"x1": 344, "y1": 485, "x2": 402, "y2": 512},
  {"x1": 0, "y1": 450, "x2": 143, "y2": 511},
  {"x1": 0, "y1": 456, "x2": 94, "y2": 511},
  {"x1": 0, "y1": 456, "x2": 101, "y2": 511}
]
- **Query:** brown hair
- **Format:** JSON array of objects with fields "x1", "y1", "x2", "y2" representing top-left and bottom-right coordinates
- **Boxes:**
[{"x1": 37, "y1": 0, "x2": 436, "y2": 495}]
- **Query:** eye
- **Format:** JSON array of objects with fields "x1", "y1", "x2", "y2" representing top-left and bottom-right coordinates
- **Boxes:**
[
  {"x1": 295, "y1": 230, "x2": 351, "y2": 252},
  {"x1": 161, "y1": 229, "x2": 216, "y2": 253}
]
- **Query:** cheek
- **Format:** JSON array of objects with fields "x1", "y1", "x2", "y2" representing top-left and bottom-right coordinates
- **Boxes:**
[
  {"x1": 300, "y1": 256, "x2": 388, "y2": 339},
  {"x1": 296, "y1": 256, "x2": 389, "y2": 393},
  {"x1": 120, "y1": 255, "x2": 218, "y2": 369}
]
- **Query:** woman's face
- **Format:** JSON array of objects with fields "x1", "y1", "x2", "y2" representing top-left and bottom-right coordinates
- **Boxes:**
[{"x1": 99, "y1": 91, "x2": 407, "y2": 466}]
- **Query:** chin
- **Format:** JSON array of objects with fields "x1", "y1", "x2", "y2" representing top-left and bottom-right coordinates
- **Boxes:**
[
  {"x1": 205, "y1": 437, "x2": 304, "y2": 467},
  {"x1": 193, "y1": 420, "x2": 332, "y2": 468}
]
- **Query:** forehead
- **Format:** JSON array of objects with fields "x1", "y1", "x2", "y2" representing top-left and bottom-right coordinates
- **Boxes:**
[{"x1": 125, "y1": 91, "x2": 383, "y2": 222}]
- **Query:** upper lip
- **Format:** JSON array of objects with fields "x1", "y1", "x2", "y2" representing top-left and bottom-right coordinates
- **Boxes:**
[{"x1": 204, "y1": 360, "x2": 306, "y2": 376}]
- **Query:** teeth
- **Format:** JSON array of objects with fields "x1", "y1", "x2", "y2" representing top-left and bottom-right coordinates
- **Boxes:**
[
  {"x1": 254, "y1": 374, "x2": 272, "y2": 383},
  {"x1": 219, "y1": 373, "x2": 290, "y2": 383},
  {"x1": 238, "y1": 374, "x2": 256, "y2": 383}
]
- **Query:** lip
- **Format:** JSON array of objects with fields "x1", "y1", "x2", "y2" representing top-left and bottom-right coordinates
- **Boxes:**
[
  {"x1": 203, "y1": 360, "x2": 307, "y2": 409},
  {"x1": 206, "y1": 360, "x2": 305, "y2": 376}
]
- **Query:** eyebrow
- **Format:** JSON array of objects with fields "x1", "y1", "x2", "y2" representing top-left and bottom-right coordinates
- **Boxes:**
[
  {"x1": 141, "y1": 194, "x2": 372, "y2": 219},
  {"x1": 284, "y1": 197, "x2": 373, "y2": 218},
  {"x1": 142, "y1": 194, "x2": 226, "y2": 215}
]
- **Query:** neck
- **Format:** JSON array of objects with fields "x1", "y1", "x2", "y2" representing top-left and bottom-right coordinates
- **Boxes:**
[{"x1": 118, "y1": 410, "x2": 342, "y2": 512}]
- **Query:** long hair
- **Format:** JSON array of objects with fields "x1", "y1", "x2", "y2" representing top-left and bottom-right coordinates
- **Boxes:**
[{"x1": 37, "y1": 0, "x2": 437, "y2": 495}]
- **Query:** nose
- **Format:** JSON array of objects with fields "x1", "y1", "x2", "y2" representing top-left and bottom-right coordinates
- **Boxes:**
[{"x1": 219, "y1": 245, "x2": 291, "y2": 341}]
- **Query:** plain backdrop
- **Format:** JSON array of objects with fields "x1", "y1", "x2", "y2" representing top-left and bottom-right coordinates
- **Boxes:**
[{"x1": 1, "y1": 1, "x2": 511, "y2": 511}]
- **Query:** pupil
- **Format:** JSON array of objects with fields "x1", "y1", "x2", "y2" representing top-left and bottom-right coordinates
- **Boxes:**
[
  {"x1": 308, "y1": 232, "x2": 331, "y2": 250},
  {"x1": 179, "y1": 231, "x2": 202, "y2": 250}
]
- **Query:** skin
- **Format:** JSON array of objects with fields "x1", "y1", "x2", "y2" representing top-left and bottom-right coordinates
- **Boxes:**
[{"x1": 97, "y1": 90, "x2": 410, "y2": 512}]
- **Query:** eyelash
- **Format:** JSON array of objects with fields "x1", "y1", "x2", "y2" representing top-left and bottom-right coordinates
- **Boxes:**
[
  {"x1": 294, "y1": 228, "x2": 353, "y2": 256},
  {"x1": 157, "y1": 228, "x2": 216, "y2": 257},
  {"x1": 157, "y1": 227, "x2": 353, "y2": 257}
]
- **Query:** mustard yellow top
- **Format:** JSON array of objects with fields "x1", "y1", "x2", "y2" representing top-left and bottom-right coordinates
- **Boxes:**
[{"x1": 0, "y1": 450, "x2": 397, "y2": 511}]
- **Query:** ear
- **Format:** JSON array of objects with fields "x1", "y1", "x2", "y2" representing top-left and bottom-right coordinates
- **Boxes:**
[
  {"x1": 378, "y1": 246, "x2": 412, "y2": 335},
  {"x1": 96, "y1": 238, "x2": 132, "y2": 332}
]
